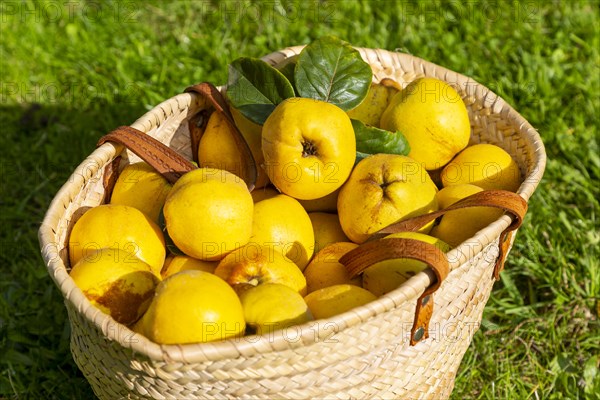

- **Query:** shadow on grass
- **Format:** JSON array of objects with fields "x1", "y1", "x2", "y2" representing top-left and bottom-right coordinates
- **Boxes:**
[{"x1": 0, "y1": 100, "x2": 148, "y2": 399}]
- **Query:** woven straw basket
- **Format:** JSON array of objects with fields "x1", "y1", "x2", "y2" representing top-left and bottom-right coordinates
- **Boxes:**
[{"x1": 39, "y1": 46, "x2": 546, "y2": 399}]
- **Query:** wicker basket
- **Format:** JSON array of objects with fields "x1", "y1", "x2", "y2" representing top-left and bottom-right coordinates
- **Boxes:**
[{"x1": 38, "y1": 46, "x2": 546, "y2": 399}]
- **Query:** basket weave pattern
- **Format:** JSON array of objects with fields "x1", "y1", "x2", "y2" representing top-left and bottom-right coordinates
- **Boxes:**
[{"x1": 39, "y1": 47, "x2": 545, "y2": 399}]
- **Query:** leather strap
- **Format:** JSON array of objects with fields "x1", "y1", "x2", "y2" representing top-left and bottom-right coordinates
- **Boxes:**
[
  {"x1": 97, "y1": 83, "x2": 259, "y2": 191},
  {"x1": 97, "y1": 126, "x2": 195, "y2": 184},
  {"x1": 185, "y1": 82, "x2": 257, "y2": 191},
  {"x1": 339, "y1": 189, "x2": 528, "y2": 345},
  {"x1": 187, "y1": 109, "x2": 211, "y2": 165},
  {"x1": 102, "y1": 155, "x2": 122, "y2": 201},
  {"x1": 185, "y1": 82, "x2": 235, "y2": 122},
  {"x1": 97, "y1": 83, "x2": 259, "y2": 190},
  {"x1": 341, "y1": 238, "x2": 449, "y2": 285},
  {"x1": 369, "y1": 189, "x2": 528, "y2": 279},
  {"x1": 340, "y1": 238, "x2": 449, "y2": 345}
]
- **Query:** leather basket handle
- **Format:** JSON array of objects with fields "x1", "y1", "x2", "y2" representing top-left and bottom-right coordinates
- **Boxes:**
[
  {"x1": 340, "y1": 238, "x2": 448, "y2": 345},
  {"x1": 97, "y1": 82, "x2": 258, "y2": 191},
  {"x1": 370, "y1": 189, "x2": 528, "y2": 279},
  {"x1": 185, "y1": 82, "x2": 257, "y2": 191},
  {"x1": 339, "y1": 189, "x2": 528, "y2": 345},
  {"x1": 97, "y1": 125, "x2": 195, "y2": 184}
]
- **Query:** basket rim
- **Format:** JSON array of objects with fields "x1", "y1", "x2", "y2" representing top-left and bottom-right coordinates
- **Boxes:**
[{"x1": 38, "y1": 46, "x2": 546, "y2": 363}]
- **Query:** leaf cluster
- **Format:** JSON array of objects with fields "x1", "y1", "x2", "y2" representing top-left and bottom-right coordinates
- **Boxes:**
[{"x1": 227, "y1": 36, "x2": 410, "y2": 158}]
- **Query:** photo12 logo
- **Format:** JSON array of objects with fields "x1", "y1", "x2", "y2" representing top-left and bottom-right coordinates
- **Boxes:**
[
  {"x1": 1, "y1": 81, "x2": 142, "y2": 105},
  {"x1": 263, "y1": 161, "x2": 340, "y2": 185},
  {"x1": 397, "y1": 1, "x2": 539, "y2": 24},
  {"x1": 1, "y1": 1, "x2": 139, "y2": 23},
  {"x1": 196, "y1": 1, "x2": 337, "y2": 26},
  {"x1": 401, "y1": 321, "x2": 481, "y2": 344},
  {"x1": 238, "y1": 320, "x2": 340, "y2": 344}
]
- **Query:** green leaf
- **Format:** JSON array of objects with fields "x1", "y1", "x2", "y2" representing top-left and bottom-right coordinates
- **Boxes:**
[
  {"x1": 227, "y1": 57, "x2": 295, "y2": 125},
  {"x1": 276, "y1": 55, "x2": 298, "y2": 93},
  {"x1": 351, "y1": 119, "x2": 410, "y2": 157},
  {"x1": 294, "y1": 36, "x2": 372, "y2": 111}
]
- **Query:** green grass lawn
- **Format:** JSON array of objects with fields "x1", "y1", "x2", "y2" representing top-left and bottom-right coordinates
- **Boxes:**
[{"x1": 1, "y1": 0, "x2": 598, "y2": 398}]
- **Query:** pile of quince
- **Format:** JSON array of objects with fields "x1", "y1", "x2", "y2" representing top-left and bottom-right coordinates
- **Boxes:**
[{"x1": 68, "y1": 37, "x2": 521, "y2": 345}]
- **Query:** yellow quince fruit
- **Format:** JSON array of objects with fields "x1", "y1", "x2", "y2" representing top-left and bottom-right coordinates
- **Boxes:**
[
  {"x1": 304, "y1": 242, "x2": 361, "y2": 294},
  {"x1": 239, "y1": 283, "x2": 312, "y2": 335},
  {"x1": 250, "y1": 193, "x2": 314, "y2": 271},
  {"x1": 68, "y1": 204, "x2": 165, "y2": 277},
  {"x1": 110, "y1": 162, "x2": 172, "y2": 223},
  {"x1": 308, "y1": 212, "x2": 350, "y2": 254},
  {"x1": 337, "y1": 154, "x2": 439, "y2": 243},
  {"x1": 304, "y1": 284, "x2": 376, "y2": 320},
  {"x1": 70, "y1": 248, "x2": 159, "y2": 325},
  {"x1": 214, "y1": 244, "x2": 307, "y2": 296},
  {"x1": 162, "y1": 168, "x2": 253, "y2": 261},
  {"x1": 262, "y1": 98, "x2": 356, "y2": 200},
  {"x1": 133, "y1": 270, "x2": 245, "y2": 344},
  {"x1": 347, "y1": 81, "x2": 398, "y2": 127},
  {"x1": 430, "y1": 184, "x2": 504, "y2": 247},
  {"x1": 440, "y1": 143, "x2": 521, "y2": 192},
  {"x1": 380, "y1": 77, "x2": 471, "y2": 170},
  {"x1": 161, "y1": 255, "x2": 217, "y2": 279}
]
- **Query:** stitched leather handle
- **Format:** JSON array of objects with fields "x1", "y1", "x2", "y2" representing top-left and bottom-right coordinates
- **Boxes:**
[
  {"x1": 185, "y1": 82, "x2": 258, "y2": 191},
  {"x1": 98, "y1": 126, "x2": 195, "y2": 184},
  {"x1": 368, "y1": 189, "x2": 528, "y2": 279},
  {"x1": 371, "y1": 190, "x2": 527, "y2": 238},
  {"x1": 339, "y1": 189, "x2": 528, "y2": 345},
  {"x1": 340, "y1": 238, "x2": 449, "y2": 345},
  {"x1": 97, "y1": 82, "x2": 259, "y2": 191}
]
